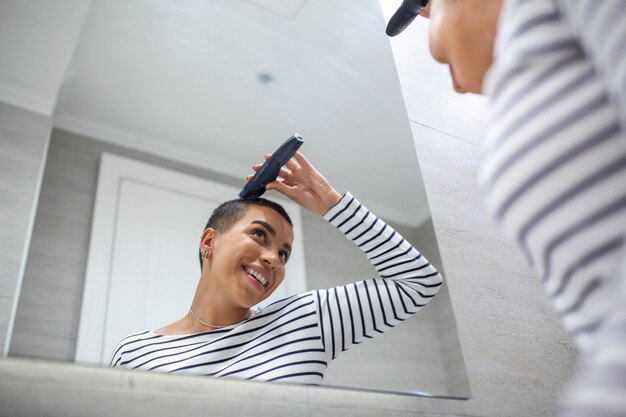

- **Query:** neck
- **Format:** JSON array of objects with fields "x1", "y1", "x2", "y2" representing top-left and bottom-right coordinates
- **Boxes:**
[
  {"x1": 188, "y1": 271, "x2": 250, "y2": 331},
  {"x1": 484, "y1": 0, "x2": 504, "y2": 44}
]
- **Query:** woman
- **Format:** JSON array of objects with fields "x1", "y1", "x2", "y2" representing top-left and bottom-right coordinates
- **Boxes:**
[
  {"x1": 387, "y1": 1, "x2": 626, "y2": 415},
  {"x1": 110, "y1": 152, "x2": 443, "y2": 384}
]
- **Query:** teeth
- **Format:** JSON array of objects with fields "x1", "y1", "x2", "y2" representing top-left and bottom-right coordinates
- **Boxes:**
[{"x1": 246, "y1": 268, "x2": 268, "y2": 287}]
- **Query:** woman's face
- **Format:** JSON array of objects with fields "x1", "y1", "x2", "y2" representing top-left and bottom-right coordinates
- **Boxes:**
[
  {"x1": 426, "y1": 0, "x2": 501, "y2": 94},
  {"x1": 203, "y1": 205, "x2": 294, "y2": 309}
]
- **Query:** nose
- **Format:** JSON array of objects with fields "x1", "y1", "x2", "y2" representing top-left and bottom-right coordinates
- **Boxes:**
[{"x1": 260, "y1": 249, "x2": 280, "y2": 269}]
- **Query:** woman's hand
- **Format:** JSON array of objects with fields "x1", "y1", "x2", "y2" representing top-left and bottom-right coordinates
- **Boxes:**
[{"x1": 246, "y1": 151, "x2": 342, "y2": 216}]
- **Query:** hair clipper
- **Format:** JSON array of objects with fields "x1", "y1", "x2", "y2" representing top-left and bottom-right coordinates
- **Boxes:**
[{"x1": 239, "y1": 134, "x2": 304, "y2": 199}]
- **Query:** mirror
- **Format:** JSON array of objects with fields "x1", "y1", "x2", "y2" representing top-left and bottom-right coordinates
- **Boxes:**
[{"x1": 8, "y1": 0, "x2": 469, "y2": 398}]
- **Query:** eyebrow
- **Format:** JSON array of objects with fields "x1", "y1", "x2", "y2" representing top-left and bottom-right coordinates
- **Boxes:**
[{"x1": 252, "y1": 220, "x2": 292, "y2": 253}]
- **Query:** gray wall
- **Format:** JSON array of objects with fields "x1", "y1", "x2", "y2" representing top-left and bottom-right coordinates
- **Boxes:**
[
  {"x1": 10, "y1": 128, "x2": 465, "y2": 396},
  {"x1": 0, "y1": 102, "x2": 51, "y2": 352}
]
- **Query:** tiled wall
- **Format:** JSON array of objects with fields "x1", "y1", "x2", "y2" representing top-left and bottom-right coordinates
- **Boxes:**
[{"x1": 0, "y1": 102, "x2": 51, "y2": 352}]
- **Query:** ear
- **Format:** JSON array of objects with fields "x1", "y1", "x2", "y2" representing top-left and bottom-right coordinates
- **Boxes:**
[
  {"x1": 199, "y1": 228, "x2": 218, "y2": 255},
  {"x1": 418, "y1": 3, "x2": 430, "y2": 18}
]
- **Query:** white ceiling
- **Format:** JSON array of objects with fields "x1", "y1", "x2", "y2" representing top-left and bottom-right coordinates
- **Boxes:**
[
  {"x1": 1, "y1": 0, "x2": 432, "y2": 226},
  {"x1": 0, "y1": 0, "x2": 92, "y2": 113}
]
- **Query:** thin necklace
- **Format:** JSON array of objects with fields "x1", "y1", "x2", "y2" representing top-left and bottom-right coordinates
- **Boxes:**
[{"x1": 188, "y1": 308, "x2": 226, "y2": 329}]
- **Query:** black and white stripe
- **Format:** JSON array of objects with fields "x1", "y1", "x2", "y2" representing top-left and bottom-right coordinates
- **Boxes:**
[
  {"x1": 110, "y1": 192, "x2": 443, "y2": 384},
  {"x1": 482, "y1": 1, "x2": 626, "y2": 415},
  {"x1": 318, "y1": 194, "x2": 441, "y2": 361}
]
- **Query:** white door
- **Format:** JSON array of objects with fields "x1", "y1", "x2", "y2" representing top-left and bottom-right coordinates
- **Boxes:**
[{"x1": 75, "y1": 153, "x2": 306, "y2": 365}]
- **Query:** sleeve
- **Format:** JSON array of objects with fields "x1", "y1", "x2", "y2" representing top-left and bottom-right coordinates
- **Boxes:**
[
  {"x1": 549, "y1": 5, "x2": 626, "y2": 416},
  {"x1": 557, "y1": 1, "x2": 626, "y2": 131},
  {"x1": 110, "y1": 337, "x2": 130, "y2": 367},
  {"x1": 109, "y1": 329, "x2": 151, "y2": 368},
  {"x1": 559, "y1": 249, "x2": 626, "y2": 417},
  {"x1": 314, "y1": 192, "x2": 443, "y2": 361},
  {"x1": 110, "y1": 349, "x2": 123, "y2": 368}
]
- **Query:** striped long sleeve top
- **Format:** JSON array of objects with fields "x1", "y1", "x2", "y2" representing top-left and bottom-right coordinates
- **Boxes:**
[
  {"x1": 110, "y1": 192, "x2": 443, "y2": 384},
  {"x1": 480, "y1": 1, "x2": 626, "y2": 415}
]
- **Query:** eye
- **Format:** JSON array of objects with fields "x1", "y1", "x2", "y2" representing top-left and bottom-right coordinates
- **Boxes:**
[
  {"x1": 251, "y1": 228, "x2": 266, "y2": 241},
  {"x1": 279, "y1": 250, "x2": 290, "y2": 264}
]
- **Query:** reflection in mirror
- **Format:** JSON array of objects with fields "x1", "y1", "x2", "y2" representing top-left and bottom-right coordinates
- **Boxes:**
[{"x1": 8, "y1": 0, "x2": 469, "y2": 398}]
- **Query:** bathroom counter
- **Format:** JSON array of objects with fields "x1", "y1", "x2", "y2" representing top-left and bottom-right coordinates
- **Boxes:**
[{"x1": 0, "y1": 357, "x2": 470, "y2": 417}]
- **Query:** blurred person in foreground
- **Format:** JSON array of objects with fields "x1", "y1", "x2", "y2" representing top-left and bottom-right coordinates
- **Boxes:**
[{"x1": 386, "y1": 0, "x2": 626, "y2": 415}]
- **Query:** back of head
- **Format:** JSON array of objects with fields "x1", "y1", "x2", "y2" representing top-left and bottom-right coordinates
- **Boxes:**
[{"x1": 199, "y1": 198, "x2": 292, "y2": 269}]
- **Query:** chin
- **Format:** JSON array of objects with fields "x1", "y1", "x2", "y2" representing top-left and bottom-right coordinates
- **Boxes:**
[{"x1": 256, "y1": 291, "x2": 279, "y2": 307}]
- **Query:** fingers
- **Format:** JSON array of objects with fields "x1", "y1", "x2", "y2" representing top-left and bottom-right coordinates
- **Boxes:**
[
  {"x1": 248, "y1": 151, "x2": 312, "y2": 183},
  {"x1": 277, "y1": 167, "x2": 291, "y2": 180},
  {"x1": 252, "y1": 163, "x2": 289, "y2": 171},
  {"x1": 292, "y1": 151, "x2": 314, "y2": 170},
  {"x1": 265, "y1": 152, "x2": 301, "y2": 172},
  {"x1": 265, "y1": 179, "x2": 292, "y2": 195},
  {"x1": 284, "y1": 157, "x2": 300, "y2": 171},
  {"x1": 248, "y1": 165, "x2": 291, "y2": 180},
  {"x1": 257, "y1": 152, "x2": 302, "y2": 176}
]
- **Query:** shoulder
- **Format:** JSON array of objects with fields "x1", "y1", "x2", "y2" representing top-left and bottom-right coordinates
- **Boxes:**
[{"x1": 109, "y1": 329, "x2": 154, "y2": 366}]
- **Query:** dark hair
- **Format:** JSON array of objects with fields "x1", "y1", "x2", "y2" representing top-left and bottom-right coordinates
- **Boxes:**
[{"x1": 199, "y1": 198, "x2": 293, "y2": 269}]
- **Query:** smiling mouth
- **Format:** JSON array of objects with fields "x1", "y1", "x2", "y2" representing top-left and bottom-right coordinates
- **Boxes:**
[{"x1": 245, "y1": 267, "x2": 269, "y2": 288}]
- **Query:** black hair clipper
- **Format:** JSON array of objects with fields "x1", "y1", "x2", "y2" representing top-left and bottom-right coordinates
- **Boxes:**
[{"x1": 239, "y1": 134, "x2": 304, "y2": 199}]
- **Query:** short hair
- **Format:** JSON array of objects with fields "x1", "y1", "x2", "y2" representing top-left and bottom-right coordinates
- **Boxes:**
[{"x1": 199, "y1": 198, "x2": 293, "y2": 269}]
